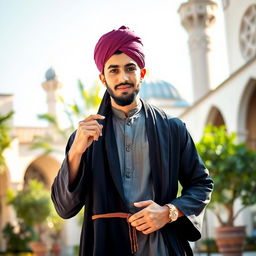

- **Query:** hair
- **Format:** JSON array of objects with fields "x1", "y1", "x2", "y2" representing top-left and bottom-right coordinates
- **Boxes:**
[{"x1": 114, "y1": 50, "x2": 122, "y2": 55}]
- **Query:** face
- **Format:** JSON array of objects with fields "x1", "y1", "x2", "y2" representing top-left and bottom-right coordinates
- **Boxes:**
[{"x1": 99, "y1": 53, "x2": 146, "y2": 106}]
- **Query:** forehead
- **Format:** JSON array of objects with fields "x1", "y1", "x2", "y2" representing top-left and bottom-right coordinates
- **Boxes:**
[{"x1": 104, "y1": 53, "x2": 138, "y2": 70}]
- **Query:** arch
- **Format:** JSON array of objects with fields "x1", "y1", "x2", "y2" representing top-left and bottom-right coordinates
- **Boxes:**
[
  {"x1": 246, "y1": 86, "x2": 256, "y2": 150},
  {"x1": 24, "y1": 155, "x2": 61, "y2": 190},
  {"x1": 0, "y1": 168, "x2": 11, "y2": 250},
  {"x1": 205, "y1": 106, "x2": 226, "y2": 127},
  {"x1": 237, "y1": 78, "x2": 256, "y2": 147}
]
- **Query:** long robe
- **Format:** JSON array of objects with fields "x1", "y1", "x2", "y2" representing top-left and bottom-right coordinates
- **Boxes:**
[{"x1": 51, "y1": 99, "x2": 213, "y2": 256}]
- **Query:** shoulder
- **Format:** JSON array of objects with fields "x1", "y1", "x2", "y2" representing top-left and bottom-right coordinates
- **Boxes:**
[{"x1": 146, "y1": 102, "x2": 185, "y2": 130}]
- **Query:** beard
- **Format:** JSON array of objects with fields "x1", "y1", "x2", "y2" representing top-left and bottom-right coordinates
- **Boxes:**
[{"x1": 106, "y1": 81, "x2": 140, "y2": 106}]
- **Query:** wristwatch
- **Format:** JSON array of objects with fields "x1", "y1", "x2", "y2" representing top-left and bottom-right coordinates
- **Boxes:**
[{"x1": 165, "y1": 203, "x2": 179, "y2": 223}]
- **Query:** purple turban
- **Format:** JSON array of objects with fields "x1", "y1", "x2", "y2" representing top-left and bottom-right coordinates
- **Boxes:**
[{"x1": 94, "y1": 26, "x2": 145, "y2": 73}]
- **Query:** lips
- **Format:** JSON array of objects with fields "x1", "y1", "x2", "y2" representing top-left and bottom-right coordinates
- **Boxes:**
[{"x1": 116, "y1": 85, "x2": 131, "y2": 90}]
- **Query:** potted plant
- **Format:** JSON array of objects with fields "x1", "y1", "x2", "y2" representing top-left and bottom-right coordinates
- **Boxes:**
[
  {"x1": 2, "y1": 221, "x2": 35, "y2": 256},
  {"x1": 6, "y1": 179, "x2": 51, "y2": 256},
  {"x1": 196, "y1": 125, "x2": 256, "y2": 256},
  {"x1": 198, "y1": 238, "x2": 218, "y2": 253},
  {"x1": 47, "y1": 203, "x2": 64, "y2": 256},
  {"x1": 244, "y1": 236, "x2": 256, "y2": 251}
]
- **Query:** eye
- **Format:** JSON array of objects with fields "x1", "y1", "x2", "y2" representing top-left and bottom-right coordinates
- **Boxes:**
[
  {"x1": 109, "y1": 68, "x2": 118, "y2": 74},
  {"x1": 127, "y1": 66, "x2": 137, "y2": 72}
]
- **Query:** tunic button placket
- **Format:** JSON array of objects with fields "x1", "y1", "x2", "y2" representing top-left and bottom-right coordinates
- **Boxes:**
[
  {"x1": 124, "y1": 118, "x2": 133, "y2": 181},
  {"x1": 125, "y1": 172, "x2": 131, "y2": 179},
  {"x1": 126, "y1": 145, "x2": 131, "y2": 152}
]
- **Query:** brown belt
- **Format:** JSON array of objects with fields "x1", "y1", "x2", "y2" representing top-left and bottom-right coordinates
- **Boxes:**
[{"x1": 92, "y1": 212, "x2": 138, "y2": 254}]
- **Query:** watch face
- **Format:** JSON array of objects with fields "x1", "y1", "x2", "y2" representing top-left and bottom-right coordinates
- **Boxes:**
[
  {"x1": 168, "y1": 205, "x2": 178, "y2": 222},
  {"x1": 171, "y1": 209, "x2": 178, "y2": 221}
]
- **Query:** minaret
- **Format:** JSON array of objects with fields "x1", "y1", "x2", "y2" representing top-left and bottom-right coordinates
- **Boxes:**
[
  {"x1": 178, "y1": 0, "x2": 218, "y2": 102},
  {"x1": 41, "y1": 67, "x2": 62, "y2": 125}
]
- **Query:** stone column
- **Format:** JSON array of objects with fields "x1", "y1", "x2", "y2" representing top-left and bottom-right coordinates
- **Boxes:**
[
  {"x1": 178, "y1": 0, "x2": 218, "y2": 102},
  {"x1": 41, "y1": 67, "x2": 62, "y2": 126}
]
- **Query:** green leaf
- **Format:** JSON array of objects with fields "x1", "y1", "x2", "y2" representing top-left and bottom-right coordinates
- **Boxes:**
[
  {"x1": 0, "y1": 111, "x2": 14, "y2": 174},
  {"x1": 196, "y1": 124, "x2": 256, "y2": 226}
]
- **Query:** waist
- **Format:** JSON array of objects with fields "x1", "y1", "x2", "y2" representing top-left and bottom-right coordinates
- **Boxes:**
[{"x1": 92, "y1": 212, "x2": 138, "y2": 254}]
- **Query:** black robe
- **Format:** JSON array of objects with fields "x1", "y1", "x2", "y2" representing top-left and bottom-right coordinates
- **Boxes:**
[{"x1": 51, "y1": 97, "x2": 213, "y2": 256}]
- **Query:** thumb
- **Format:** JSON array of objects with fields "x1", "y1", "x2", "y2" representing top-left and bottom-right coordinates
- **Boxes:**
[{"x1": 134, "y1": 200, "x2": 153, "y2": 208}]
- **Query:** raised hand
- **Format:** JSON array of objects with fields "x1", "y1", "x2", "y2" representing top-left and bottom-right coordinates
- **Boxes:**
[
  {"x1": 70, "y1": 114, "x2": 105, "y2": 154},
  {"x1": 68, "y1": 114, "x2": 105, "y2": 184}
]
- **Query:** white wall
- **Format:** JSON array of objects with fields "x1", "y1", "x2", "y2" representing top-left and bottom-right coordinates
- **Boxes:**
[
  {"x1": 223, "y1": 0, "x2": 256, "y2": 73},
  {"x1": 179, "y1": 58, "x2": 256, "y2": 142}
]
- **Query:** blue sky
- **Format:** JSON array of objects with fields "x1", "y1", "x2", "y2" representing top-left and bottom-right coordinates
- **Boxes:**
[{"x1": 0, "y1": 0, "x2": 228, "y2": 126}]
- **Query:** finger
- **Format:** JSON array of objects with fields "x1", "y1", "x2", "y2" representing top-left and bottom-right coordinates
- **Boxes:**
[
  {"x1": 130, "y1": 216, "x2": 146, "y2": 227},
  {"x1": 84, "y1": 129, "x2": 100, "y2": 141},
  {"x1": 134, "y1": 200, "x2": 153, "y2": 208},
  {"x1": 142, "y1": 227, "x2": 155, "y2": 235},
  {"x1": 82, "y1": 125, "x2": 102, "y2": 136},
  {"x1": 79, "y1": 121, "x2": 103, "y2": 135},
  {"x1": 84, "y1": 114, "x2": 105, "y2": 121},
  {"x1": 79, "y1": 120, "x2": 103, "y2": 130},
  {"x1": 135, "y1": 223, "x2": 150, "y2": 232},
  {"x1": 128, "y1": 210, "x2": 145, "y2": 223},
  {"x1": 80, "y1": 119, "x2": 103, "y2": 126}
]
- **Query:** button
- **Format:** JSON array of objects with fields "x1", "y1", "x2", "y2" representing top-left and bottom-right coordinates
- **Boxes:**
[
  {"x1": 127, "y1": 120, "x2": 131, "y2": 126},
  {"x1": 125, "y1": 172, "x2": 131, "y2": 178},
  {"x1": 126, "y1": 145, "x2": 131, "y2": 152}
]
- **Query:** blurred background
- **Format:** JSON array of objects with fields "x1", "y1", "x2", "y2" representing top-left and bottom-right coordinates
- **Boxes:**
[{"x1": 0, "y1": 0, "x2": 256, "y2": 255}]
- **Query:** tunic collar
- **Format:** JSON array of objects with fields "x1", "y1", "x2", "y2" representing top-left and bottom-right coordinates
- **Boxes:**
[{"x1": 111, "y1": 100, "x2": 142, "y2": 120}]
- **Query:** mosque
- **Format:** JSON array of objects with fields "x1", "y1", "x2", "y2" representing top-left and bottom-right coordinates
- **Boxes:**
[{"x1": 0, "y1": 0, "x2": 256, "y2": 252}]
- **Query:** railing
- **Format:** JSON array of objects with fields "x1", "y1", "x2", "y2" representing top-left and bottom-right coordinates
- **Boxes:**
[{"x1": 13, "y1": 127, "x2": 48, "y2": 144}]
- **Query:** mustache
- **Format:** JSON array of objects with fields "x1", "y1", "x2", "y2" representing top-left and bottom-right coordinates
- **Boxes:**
[{"x1": 114, "y1": 82, "x2": 134, "y2": 89}]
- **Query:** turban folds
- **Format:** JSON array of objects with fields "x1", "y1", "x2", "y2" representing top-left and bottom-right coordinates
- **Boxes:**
[{"x1": 94, "y1": 26, "x2": 145, "y2": 73}]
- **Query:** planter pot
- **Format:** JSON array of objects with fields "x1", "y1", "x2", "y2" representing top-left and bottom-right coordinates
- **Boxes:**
[
  {"x1": 30, "y1": 241, "x2": 48, "y2": 256},
  {"x1": 51, "y1": 243, "x2": 61, "y2": 256},
  {"x1": 4, "y1": 253, "x2": 33, "y2": 256},
  {"x1": 215, "y1": 226, "x2": 246, "y2": 256}
]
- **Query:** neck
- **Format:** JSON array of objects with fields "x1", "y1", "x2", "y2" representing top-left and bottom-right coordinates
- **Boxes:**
[{"x1": 111, "y1": 97, "x2": 140, "y2": 117}]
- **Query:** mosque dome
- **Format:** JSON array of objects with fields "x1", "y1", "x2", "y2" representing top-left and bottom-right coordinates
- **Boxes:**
[
  {"x1": 140, "y1": 79, "x2": 189, "y2": 107},
  {"x1": 45, "y1": 67, "x2": 57, "y2": 81}
]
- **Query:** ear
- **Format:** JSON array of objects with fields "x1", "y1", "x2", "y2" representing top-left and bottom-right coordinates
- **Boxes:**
[
  {"x1": 99, "y1": 74, "x2": 106, "y2": 87},
  {"x1": 140, "y1": 68, "x2": 146, "y2": 79}
]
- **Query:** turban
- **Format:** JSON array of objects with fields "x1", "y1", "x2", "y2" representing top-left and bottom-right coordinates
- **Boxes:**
[{"x1": 94, "y1": 26, "x2": 145, "y2": 73}]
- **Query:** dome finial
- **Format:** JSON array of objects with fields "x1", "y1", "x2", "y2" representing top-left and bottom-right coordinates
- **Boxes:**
[{"x1": 45, "y1": 67, "x2": 57, "y2": 81}]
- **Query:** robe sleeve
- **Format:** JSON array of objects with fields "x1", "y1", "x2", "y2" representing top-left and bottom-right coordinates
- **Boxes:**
[
  {"x1": 51, "y1": 131, "x2": 87, "y2": 219},
  {"x1": 171, "y1": 119, "x2": 213, "y2": 241}
]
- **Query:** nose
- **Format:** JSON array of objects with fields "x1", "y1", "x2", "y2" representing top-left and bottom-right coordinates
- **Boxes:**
[{"x1": 118, "y1": 70, "x2": 129, "y2": 83}]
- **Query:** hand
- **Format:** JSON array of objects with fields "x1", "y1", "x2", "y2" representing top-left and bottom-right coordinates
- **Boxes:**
[
  {"x1": 128, "y1": 200, "x2": 169, "y2": 235},
  {"x1": 70, "y1": 114, "x2": 105, "y2": 155}
]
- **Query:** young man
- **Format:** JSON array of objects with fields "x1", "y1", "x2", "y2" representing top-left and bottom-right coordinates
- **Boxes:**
[{"x1": 51, "y1": 26, "x2": 213, "y2": 256}]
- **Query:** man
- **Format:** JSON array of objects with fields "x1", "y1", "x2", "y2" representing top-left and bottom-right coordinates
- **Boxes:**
[{"x1": 51, "y1": 26, "x2": 213, "y2": 256}]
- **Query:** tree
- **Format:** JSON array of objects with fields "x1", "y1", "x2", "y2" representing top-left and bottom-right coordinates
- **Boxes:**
[
  {"x1": 196, "y1": 125, "x2": 256, "y2": 227},
  {"x1": 0, "y1": 111, "x2": 14, "y2": 173}
]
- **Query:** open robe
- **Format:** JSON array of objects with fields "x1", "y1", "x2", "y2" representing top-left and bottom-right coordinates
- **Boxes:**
[{"x1": 51, "y1": 92, "x2": 213, "y2": 256}]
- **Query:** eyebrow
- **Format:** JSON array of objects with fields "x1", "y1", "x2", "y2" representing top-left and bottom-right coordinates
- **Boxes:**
[{"x1": 107, "y1": 63, "x2": 136, "y2": 70}]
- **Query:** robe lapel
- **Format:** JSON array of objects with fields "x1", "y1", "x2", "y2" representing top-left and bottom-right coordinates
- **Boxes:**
[
  {"x1": 104, "y1": 112, "x2": 127, "y2": 207},
  {"x1": 142, "y1": 100, "x2": 170, "y2": 204}
]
